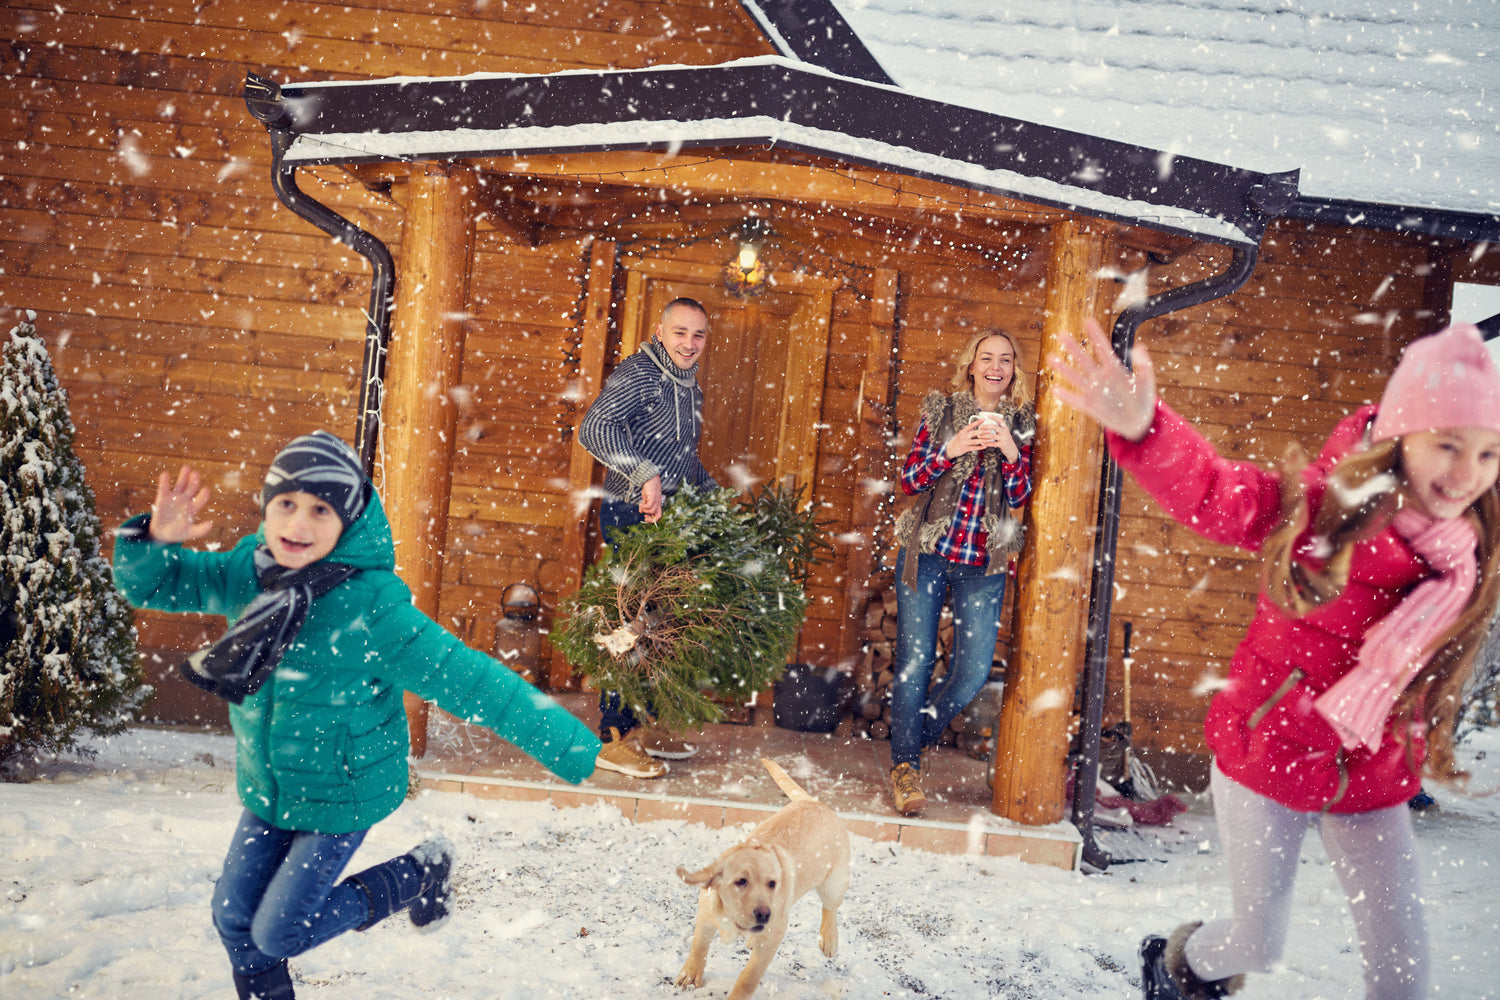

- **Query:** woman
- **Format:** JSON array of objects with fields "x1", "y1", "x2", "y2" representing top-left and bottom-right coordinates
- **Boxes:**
[{"x1": 887, "y1": 329, "x2": 1035, "y2": 816}]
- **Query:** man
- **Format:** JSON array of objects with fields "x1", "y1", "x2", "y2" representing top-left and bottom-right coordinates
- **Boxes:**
[{"x1": 578, "y1": 297, "x2": 717, "y2": 778}]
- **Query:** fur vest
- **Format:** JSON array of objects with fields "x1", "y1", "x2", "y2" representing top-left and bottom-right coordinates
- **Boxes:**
[{"x1": 894, "y1": 390, "x2": 1036, "y2": 589}]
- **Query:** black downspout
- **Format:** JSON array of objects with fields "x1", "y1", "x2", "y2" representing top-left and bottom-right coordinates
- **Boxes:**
[
  {"x1": 243, "y1": 72, "x2": 396, "y2": 477},
  {"x1": 1071, "y1": 243, "x2": 1261, "y2": 871}
]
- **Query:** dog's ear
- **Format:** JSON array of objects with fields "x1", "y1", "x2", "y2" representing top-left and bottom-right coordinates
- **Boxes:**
[
  {"x1": 769, "y1": 844, "x2": 794, "y2": 886},
  {"x1": 677, "y1": 862, "x2": 720, "y2": 887}
]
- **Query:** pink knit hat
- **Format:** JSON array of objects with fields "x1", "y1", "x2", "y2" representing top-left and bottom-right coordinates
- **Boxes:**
[{"x1": 1370, "y1": 323, "x2": 1500, "y2": 442}]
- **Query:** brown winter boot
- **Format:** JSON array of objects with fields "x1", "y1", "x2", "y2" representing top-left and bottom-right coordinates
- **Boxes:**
[
  {"x1": 1140, "y1": 921, "x2": 1244, "y2": 1000},
  {"x1": 889, "y1": 763, "x2": 926, "y2": 816}
]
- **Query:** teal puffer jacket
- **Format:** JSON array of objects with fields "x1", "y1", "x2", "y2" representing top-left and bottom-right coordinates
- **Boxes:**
[{"x1": 113, "y1": 491, "x2": 600, "y2": 834}]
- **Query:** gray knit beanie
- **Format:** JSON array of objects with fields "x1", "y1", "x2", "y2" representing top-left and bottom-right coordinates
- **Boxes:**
[{"x1": 261, "y1": 431, "x2": 369, "y2": 527}]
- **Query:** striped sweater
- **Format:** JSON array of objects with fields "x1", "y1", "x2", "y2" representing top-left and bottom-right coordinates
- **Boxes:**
[{"x1": 578, "y1": 339, "x2": 717, "y2": 504}]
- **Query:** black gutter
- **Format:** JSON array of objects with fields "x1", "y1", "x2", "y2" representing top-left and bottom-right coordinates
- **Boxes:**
[
  {"x1": 271, "y1": 62, "x2": 1287, "y2": 248},
  {"x1": 1281, "y1": 196, "x2": 1500, "y2": 244},
  {"x1": 740, "y1": 0, "x2": 896, "y2": 85},
  {"x1": 245, "y1": 72, "x2": 395, "y2": 476},
  {"x1": 1069, "y1": 242, "x2": 1263, "y2": 872}
]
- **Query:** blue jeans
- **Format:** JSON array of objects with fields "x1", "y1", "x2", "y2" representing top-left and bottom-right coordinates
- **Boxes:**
[
  {"x1": 211, "y1": 809, "x2": 371, "y2": 977},
  {"x1": 597, "y1": 498, "x2": 653, "y2": 734},
  {"x1": 889, "y1": 548, "x2": 1007, "y2": 769}
]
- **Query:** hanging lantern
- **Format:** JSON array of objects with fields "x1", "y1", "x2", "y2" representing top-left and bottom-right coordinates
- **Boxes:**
[
  {"x1": 724, "y1": 218, "x2": 771, "y2": 298},
  {"x1": 494, "y1": 583, "x2": 542, "y2": 683}
]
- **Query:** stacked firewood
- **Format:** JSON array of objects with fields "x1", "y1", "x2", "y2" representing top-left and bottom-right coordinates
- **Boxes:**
[{"x1": 850, "y1": 581, "x2": 1010, "y2": 760}]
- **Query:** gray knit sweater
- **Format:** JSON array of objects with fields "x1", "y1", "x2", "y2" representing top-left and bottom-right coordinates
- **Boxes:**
[{"x1": 578, "y1": 339, "x2": 718, "y2": 504}]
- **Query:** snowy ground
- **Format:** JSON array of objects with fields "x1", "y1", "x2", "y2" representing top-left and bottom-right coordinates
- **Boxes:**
[{"x1": 2, "y1": 728, "x2": 1497, "y2": 1000}]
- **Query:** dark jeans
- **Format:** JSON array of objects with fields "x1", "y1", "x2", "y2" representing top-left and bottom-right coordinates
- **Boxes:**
[
  {"x1": 211, "y1": 809, "x2": 370, "y2": 977},
  {"x1": 889, "y1": 548, "x2": 1007, "y2": 770},
  {"x1": 597, "y1": 498, "x2": 653, "y2": 735}
]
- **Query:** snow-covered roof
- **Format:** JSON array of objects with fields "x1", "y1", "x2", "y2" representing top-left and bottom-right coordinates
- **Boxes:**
[
  {"x1": 260, "y1": 59, "x2": 1292, "y2": 247},
  {"x1": 824, "y1": 0, "x2": 1498, "y2": 221}
]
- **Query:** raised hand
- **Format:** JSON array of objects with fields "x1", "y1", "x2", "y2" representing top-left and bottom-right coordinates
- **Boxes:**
[
  {"x1": 1048, "y1": 318, "x2": 1158, "y2": 442},
  {"x1": 149, "y1": 465, "x2": 215, "y2": 543}
]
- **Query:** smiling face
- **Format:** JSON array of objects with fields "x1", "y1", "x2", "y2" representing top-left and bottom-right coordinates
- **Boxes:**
[
  {"x1": 263, "y1": 490, "x2": 345, "y2": 569},
  {"x1": 1399, "y1": 427, "x2": 1500, "y2": 521},
  {"x1": 968, "y1": 333, "x2": 1017, "y2": 407},
  {"x1": 654, "y1": 302, "x2": 709, "y2": 371}
]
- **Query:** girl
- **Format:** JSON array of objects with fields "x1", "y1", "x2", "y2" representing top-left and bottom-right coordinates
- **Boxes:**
[
  {"x1": 1050, "y1": 322, "x2": 1500, "y2": 1000},
  {"x1": 113, "y1": 432, "x2": 601, "y2": 1000},
  {"x1": 887, "y1": 329, "x2": 1035, "y2": 816}
]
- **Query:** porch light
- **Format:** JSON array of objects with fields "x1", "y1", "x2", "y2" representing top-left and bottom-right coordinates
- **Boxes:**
[{"x1": 724, "y1": 218, "x2": 771, "y2": 297}]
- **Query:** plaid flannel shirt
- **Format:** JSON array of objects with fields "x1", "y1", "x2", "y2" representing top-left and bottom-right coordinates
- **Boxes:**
[{"x1": 900, "y1": 414, "x2": 1033, "y2": 567}]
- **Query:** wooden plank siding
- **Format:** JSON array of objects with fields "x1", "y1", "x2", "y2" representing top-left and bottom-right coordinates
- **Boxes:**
[
  {"x1": 1102, "y1": 222, "x2": 1434, "y2": 785},
  {"x1": 1, "y1": 2, "x2": 1486, "y2": 798},
  {"x1": 0, "y1": 1, "x2": 774, "y2": 724}
]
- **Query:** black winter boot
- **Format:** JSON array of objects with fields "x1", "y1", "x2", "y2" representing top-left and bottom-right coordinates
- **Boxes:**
[
  {"x1": 1140, "y1": 922, "x2": 1244, "y2": 1000},
  {"x1": 233, "y1": 959, "x2": 294, "y2": 1000},
  {"x1": 344, "y1": 834, "x2": 455, "y2": 932}
]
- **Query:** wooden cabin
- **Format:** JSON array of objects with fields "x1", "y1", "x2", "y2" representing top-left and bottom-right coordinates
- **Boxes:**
[{"x1": 4, "y1": 2, "x2": 1496, "y2": 853}]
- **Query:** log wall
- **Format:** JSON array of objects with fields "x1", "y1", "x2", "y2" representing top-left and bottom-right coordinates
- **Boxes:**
[
  {"x1": 1, "y1": 2, "x2": 1486, "y2": 795},
  {"x1": 0, "y1": 0, "x2": 772, "y2": 724},
  {"x1": 1106, "y1": 224, "x2": 1445, "y2": 786}
]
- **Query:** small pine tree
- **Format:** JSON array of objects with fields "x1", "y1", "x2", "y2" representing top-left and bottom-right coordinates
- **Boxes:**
[
  {"x1": 0, "y1": 312, "x2": 147, "y2": 766},
  {"x1": 554, "y1": 484, "x2": 827, "y2": 732}
]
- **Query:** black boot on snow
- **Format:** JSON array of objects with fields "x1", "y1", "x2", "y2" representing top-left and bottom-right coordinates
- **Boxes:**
[
  {"x1": 233, "y1": 959, "x2": 294, "y2": 1000},
  {"x1": 1140, "y1": 922, "x2": 1244, "y2": 1000},
  {"x1": 345, "y1": 833, "x2": 455, "y2": 933},
  {"x1": 406, "y1": 833, "x2": 454, "y2": 931}
]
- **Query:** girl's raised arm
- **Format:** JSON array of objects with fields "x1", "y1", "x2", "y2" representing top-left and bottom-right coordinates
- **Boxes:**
[{"x1": 1047, "y1": 317, "x2": 1158, "y2": 442}]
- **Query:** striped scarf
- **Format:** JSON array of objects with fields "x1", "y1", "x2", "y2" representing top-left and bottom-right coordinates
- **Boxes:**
[{"x1": 177, "y1": 545, "x2": 357, "y2": 704}]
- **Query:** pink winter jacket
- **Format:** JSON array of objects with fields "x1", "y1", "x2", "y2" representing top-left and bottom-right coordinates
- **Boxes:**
[{"x1": 1109, "y1": 401, "x2": 1435, "y2": 813}]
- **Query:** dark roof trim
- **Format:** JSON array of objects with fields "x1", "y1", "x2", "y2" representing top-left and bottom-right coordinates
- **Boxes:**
[
  {"x1": 269, "y1": 62, "x2": 1292, "y2": 247},
  {"x1": 1281, "y1": 195, "x2": 1500, "y2": 244},
  {"x1": 738, "y1": 0, "x2": 895, "y2": 85}
]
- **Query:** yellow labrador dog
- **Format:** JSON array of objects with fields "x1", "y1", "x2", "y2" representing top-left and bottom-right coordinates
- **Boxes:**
[{"x1": 674, "y1": 758, "x2": 851, "y2": 1000}]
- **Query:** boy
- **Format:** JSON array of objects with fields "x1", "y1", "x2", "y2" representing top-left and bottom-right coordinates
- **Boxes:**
[{"x1": 113, "y1": 431, "x2": 600, "y2": 1000}]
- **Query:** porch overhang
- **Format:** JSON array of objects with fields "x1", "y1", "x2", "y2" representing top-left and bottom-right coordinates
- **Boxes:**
[{"x1": 251, "y1": 57, "x2": 1295, "y2": 248}]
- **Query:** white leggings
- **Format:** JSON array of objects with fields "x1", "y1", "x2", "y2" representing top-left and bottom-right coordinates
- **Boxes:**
[{"x1": 1185, "y1": 766, "x2": 1429, "y2": 999}]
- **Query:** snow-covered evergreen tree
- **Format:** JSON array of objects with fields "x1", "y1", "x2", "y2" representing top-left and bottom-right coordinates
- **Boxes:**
[{"x1": 0, "y1": 312, "x2": 147, "y2": 765}]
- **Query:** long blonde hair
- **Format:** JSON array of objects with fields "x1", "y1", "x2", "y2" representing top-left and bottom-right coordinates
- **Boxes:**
[
  {"x1": 950, "y1": 329, "x2": 1033, "y2": 408},
  {"x1": 1263, "y1": 437, "x2": 1500, "y2": 783}
]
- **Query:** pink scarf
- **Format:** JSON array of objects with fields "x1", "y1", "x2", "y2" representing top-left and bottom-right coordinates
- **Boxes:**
[{"x1": 1314, "y1": 506, "x2": 1478, "y2": 752}]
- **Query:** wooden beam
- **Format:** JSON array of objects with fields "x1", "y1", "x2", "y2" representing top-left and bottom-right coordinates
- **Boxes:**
[
  {"x1": 550, "y1": 238, "x2": 617, "y2": 687},
  {"x1": 993, "y1": 219, "x2": 1112, "y2": 824},
  {"x1": 380, "y1": 164, "x2": 477, "y2": 758},
  {"x1": 472, "y1": 187, "x2": 548, "y2": 246},
  {"x1": 466, "y1": 151, "x2": 1066, "y2": 226}
]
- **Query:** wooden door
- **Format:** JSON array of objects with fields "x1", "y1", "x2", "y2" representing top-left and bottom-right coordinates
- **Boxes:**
[{"x1": 618, "y1": 259, "x2": 834, "y2": 500}]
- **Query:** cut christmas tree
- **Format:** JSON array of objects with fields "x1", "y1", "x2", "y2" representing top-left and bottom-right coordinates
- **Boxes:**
[{"x1": 554, "y1": 484, "x2": 826, "y2": 733}]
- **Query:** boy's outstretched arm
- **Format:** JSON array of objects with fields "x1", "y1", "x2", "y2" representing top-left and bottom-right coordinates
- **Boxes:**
[
  {"x1": 149, "y1": 466, "x2": 216, "y2": 543},
  {"x1": 1047, "y1": 317, "x2": 1157, "y2": 442}
]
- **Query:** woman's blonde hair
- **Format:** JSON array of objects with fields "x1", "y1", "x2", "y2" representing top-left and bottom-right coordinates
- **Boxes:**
[
  {"x1": 1263, "y1": 438, "x2": 1500, "y2": 783},
  {"x1": 950, "y1": 328, "x2": 1033, "y2": 408}
]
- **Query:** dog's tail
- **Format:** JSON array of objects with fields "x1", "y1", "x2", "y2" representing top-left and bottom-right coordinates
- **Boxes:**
[{"x1": 761, "y1": 758, "x2": 815, "y2": 802}]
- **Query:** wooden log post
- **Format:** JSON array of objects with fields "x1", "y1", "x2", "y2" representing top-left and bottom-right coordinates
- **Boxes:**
[
  {"x1": 382, "y1": 165, "x2": 477, "y2": 758},
  {"x1": 992, "y1": 218, "x2": 1112, "y2": 823}
]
